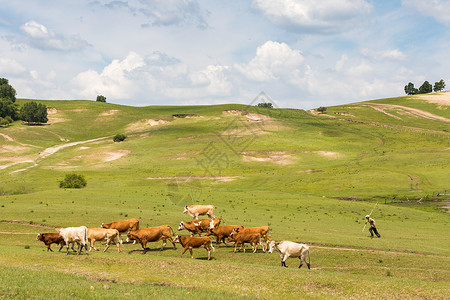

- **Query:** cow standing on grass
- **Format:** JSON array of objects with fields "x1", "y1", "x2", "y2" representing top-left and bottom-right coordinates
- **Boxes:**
[
  {"x1": 229, "y1": 226, "x2": 270, "y2": 252},
  {"x1": 36, "y1": 233, "x2": 65, "y2": 252},
  {"x1": 268, "y1": 240, "x2": 311, "y2": 269},
  {"x1": 58, "y1": 226, "x2": 89, "y2": 255},
  {"x1": 172, "y1": 235, "x2": 214, "y2": 260},
  {"x1": 87, "y1": 228, "x2": 121, "y2": 253},
  {"x1": 101, "y1": 218, "x2": 139, "y2": 244},
  {"x1": 178, "y1": 218, "x2": 222, "y2": 236},
  {"x1": 183, "y1": 205, "x2": 215, "y2": 219},
  {"x1": 228, "y1": 229, "x2": 263, "y2": 253},
  {"x1": 126, "y1": 225, "x2": 177, "y2": 254},
  {"x1": 205, "y1": 225, "x2": 244, "y2": 246}
]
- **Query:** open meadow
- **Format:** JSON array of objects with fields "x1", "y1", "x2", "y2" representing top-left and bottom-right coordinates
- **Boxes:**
[{"x1": 0, "y1": 93, "x2": 449, "y2": 299}]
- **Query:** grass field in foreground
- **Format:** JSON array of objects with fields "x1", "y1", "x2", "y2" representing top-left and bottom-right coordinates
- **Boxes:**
[{"x1": 0, "y1": 95, "x2": 449, "y2": 298}]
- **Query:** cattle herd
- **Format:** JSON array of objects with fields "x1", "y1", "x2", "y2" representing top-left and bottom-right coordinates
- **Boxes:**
[{"x1": 36, "y1": 205, "x2": 311, "y2": 269}]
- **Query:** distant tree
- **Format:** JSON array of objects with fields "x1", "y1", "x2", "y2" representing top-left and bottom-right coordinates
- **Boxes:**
[
  {"x1": 19, "y1": 101, "x2": 48, "y2": 125},
  {"x1": 433, "y1": 79, "x2": 446, "y2": 92},
  {"x1": 96, "y1": 95, "x2": 107, "y2": 102},
  {"x1": 317, "y1": 106, "x2": 327, "y2": 114},
  {"x1": 0, "y1": 116, "x2": 13, "y2": 127},
  {"x1": 404, "y1": 82, "x2": 418, "y2": 95},
  {"x1": 0, "y1": 78, "x2": 18, "y2": 120},
  {"x1": 59, "y1": 173, "x2": 87, "y2": 189},
  {"x1": 256, "y1": 102, "x2": 273, "y2": 108},
  {"x1": 418, "y1": 81, "x2": 432, "y2": 94},
  {"x1": 0, "y1": 78, "x2": 16, "y2": 102},
  {"x1": 113, "y1": 134, "x2": 127, "y2": 142}
]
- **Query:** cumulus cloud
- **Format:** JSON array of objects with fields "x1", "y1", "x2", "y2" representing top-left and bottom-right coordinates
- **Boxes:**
[
  {"x1": 0, "y1": 58, "x2": 27, "y2": 74},
  {"x1": 20, "y1": 20, "x2": 90, "y2": 51},
  {"x1": 402, "y1": 0, "x2": 450, "y2": 26},
  {"x1": 235, "y1": 41, "x2": 304, "y2": 82},
  {"x1": 252, "y1": 0, "x2": 373, "y2": 34},
  {"x1": 361, "y1": 48, "x2": 406, "y2": 61}
]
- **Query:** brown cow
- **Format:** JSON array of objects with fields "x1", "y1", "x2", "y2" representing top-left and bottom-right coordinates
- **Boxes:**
[
  {"x1": 87, "y1": 228, "x2": 121, "y2": 253},
  {"x1": 228, "y1": 230, "x2": 262, "y2": 253},
  {"x1": 205, "y1": 225, "x2": 244, "y2": 246},
  {"x1": 36, "y1": 233, "x2": 65, "y2": 252},
  {"x1": 172, "y1": 235, "x2": 214, "y2": 260},
  {"x1": 230, "y1": 226, "x2": 270, "y2": 251},
  {"x1": 126, "y1": 225, "x2": 176, "y2": 254},
  {"x1": 178, "y1": 218, "x2": 222, "y2": 236},
  {"x1": 101, "y1": 218, "x2": 140, "y2": 244}
]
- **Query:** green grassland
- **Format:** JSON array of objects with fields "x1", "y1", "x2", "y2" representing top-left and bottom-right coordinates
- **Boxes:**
[{"x1": 0, "y1": 94, "x2": 449, "y2": 299}]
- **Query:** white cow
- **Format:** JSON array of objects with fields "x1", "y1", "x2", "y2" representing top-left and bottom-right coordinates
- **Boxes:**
[
  {"x1": 183, "y1": 205, "x2": 215, "y2": 220},
  {"x1": 58, "y1": 226, "x2": 89, "y2": 255},
  {"x1": 268, "y1": 240, "x2": 310, "y2": 269}
]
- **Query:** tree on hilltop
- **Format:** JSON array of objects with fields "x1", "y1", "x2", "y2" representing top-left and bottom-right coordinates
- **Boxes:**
[
  {"x1": 96, "y1": 95, "x2": 107, "y2": 102},
  {"x1": 404, "y1": 82, "x2": 418, "y2": 95},
  {"x1": 433, "y1": 79, "x2": 446, "y2": 92},
  {"x1": 418, "y1": 81, "x2": 432, "y2": 94}
]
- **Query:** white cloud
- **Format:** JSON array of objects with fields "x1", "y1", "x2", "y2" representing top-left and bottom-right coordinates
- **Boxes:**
[
  {"x1": 252, "y1": 0, "x2": 373, "y2": 34},
  {"x1": 235, "y1": 41, "x2": 304, "y2": 82},
  {"x1": 402, "y1": 0, "x2": 450, "y2": 26},
  {"x1": 0, "y1": 58, "x2": 27, "y2": 74},
  {"x1": 361, "y1": 48, "x2": 406, "y2": 61},
  {"x1": 20, "y1": 20, "x2": 90, "y2": 51}
]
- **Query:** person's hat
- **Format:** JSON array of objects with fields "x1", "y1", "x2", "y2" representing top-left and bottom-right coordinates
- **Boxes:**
[{"x1": 365, "y1": 215, "x2": 370, "y2": 218}]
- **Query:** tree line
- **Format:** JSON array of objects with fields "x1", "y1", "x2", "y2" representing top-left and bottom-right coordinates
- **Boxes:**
[
  {"x1": 404, "y1": 79, "x2": 445, "y2": 95},
  {"x1": 0, "y1": 78, "x2": 48, "y2": 126}
]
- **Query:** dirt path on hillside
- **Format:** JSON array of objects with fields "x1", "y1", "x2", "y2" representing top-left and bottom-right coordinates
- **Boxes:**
[
  {"x1": 0, "y1": 133, "x2": 14, "y2": 141},
  {"x1": 363, "y1": 103, "x2": 450, "y2": 123}
]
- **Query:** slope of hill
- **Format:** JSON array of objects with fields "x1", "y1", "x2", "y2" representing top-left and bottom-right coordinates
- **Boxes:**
[{"x1": 0, "y1": 94, "x2": 449, "y2": 298}]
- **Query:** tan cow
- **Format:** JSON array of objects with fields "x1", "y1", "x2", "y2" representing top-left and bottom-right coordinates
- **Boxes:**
[
  {"x1": 87, "y1": 228, "x2": 121, "y2": 253},
  {"x1": 178, "y1": 218, "x2": 222, "y2": 236},
  {"x1": 228, "y1": 229, "x2": 262, "y2": 253},
  {"x1": 230, "y1": 226, "x2": 270, "y2": 251},
  {"x1": 126, "y1": 225, "x2": 176, "y2": 254},
  {"x1": 172, "y1": 235, "x2": 215, "y2": 260},
  {"x1": 183, "y1": 205, "x2": 215, "y2": 219},
  {"x1": 101, "y1": 218, "x2": 140, "y2": 244},
  {"x1": 205, "y1": 225, "x2": 244, "y2": 246}
]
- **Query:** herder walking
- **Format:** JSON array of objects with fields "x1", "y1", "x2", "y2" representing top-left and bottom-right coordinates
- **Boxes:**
[{"x1": 365, "y1": 215, "x2": 381, "y2": 238}]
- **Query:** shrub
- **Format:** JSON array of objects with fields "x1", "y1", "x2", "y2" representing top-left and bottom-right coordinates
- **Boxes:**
[
  {"x1": 59, "y1": 173, "x2": 87, "y2": 189},
  {"x1": 113, "y1": 134, "x2": 127, "y2": 142},
  {"x1": 317, "y1": 107, "x2": 327, "y2": 114},
  {"x1": 256, "y1": 102, "x2": 273, "y2": 108},
  {"x1": 96, "y1": 95, "x2": 106, "y2": 102}
]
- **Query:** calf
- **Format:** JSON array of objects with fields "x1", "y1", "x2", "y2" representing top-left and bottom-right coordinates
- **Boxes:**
[
  {"x1": 58, "y1": 226, "x2": 89, "y2": 255},
  {"x1": 101, "y1": 218, "x2": 140, "y2": 244},
  {"x1": 183, "y1": 205, "x2": 215, "y2": 219},
  {"x1": 178, "y1": 218, "x2": 222, "y2": 236},
  {"x1": 126, "y1": 225, "x2": 176, "y2": 254},
  {"x1": 36, "y1": 233, "x2": 65, "y2": 252},
  {"x1": 228, "y1": 230, "x2": 262, "y2": 253},
  {"x1": 268, "y1": 240, "x2": 311, "y2": 269},
  {"x1": 230, "y1": 226, "x2": 270, "y2": 251},
  {"x1": 172, "y1": 235, "x2": 214, "y2": 260},
  {"x1": 205, "y1": 225, "x2": 244, "y2": 246},
  {"x1": 87, "y1": 228, "x2": 121, "y2": 253}
]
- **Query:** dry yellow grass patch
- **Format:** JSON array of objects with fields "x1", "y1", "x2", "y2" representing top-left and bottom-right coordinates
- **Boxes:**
[
  {"x1": 241, "y1": 150, "x2": 294, "y2": 165},
  {"x1": 0, "y1": 145, "x2": 30, "y2": 153},
  {"x1": 416, "y1": 91, "x2": 450, "y2": 106}
]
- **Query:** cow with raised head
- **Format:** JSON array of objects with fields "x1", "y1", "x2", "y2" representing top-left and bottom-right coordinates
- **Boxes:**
[
  {"x1": 183, "y1": 205, "x2": 215, "y2": 219},
  {"x1": 126, "y1": 225, "x2": 176, "y2": 254},
  {"x1": 58, "y1": 226, "x2": 89, "y2": 255},
  {"x1": 268, "y1": 240, "x2": 311, "y2": 269},
  {"x1": 172, "y1": 235, "x2": 214, "y2": 260},
  {"x1": 36, "y1": 233, "x2": 65, "y2": 252},
  {"x1": 205, "y1": 225, "x2": 244, "y2": 246},
  {"x1": 87, "y1": 228, "x2": 121, "y2": 253},
  {"x1": 101, "y1": 218, "x2": 140, "y2": 244},
  {"x1": 178, "y1": 218, "x2": 222, "y2": 236}
]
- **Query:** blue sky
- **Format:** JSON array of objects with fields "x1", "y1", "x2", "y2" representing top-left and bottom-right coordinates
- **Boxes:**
[{"x1": 0, "y1": 0, "x2": 449, "y2": 109}]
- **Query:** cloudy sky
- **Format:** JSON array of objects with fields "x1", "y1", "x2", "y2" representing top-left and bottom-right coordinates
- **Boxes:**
[{"x1": 1, "y1": 0, "x2": 449, "y2": 109}]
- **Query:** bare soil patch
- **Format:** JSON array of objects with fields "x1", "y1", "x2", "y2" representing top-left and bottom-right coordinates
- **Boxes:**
[
  {"x1": 301, "y1": 150, "x2": 342, "y2": 159},
  {"x1": 0, "y1": 145, "x2": 30, "y2": 153},
  {"x1": 99, "y1": 109, "x2": 121, "y2": 116},
  {"x1": 241, "y1": 151, "x2": 294, "y2": 165},
  {"x1": 364, "y1": 103, "x2": 450, "y2": 123},
  {"x1": 126, "y1": 119, "x2": 169, "y2": 132},
  {"x1": 416, "y1": 91, "x2": 450, "y2": 106},
  {"x1": 222, "y1": 109, "x2": 248, "y2": 116},
  {"x1": 47, "y1": 107, "x2": 58, "y2": 114},
  {"x1": 103, "y1": 150, "x2": 131, "y2": 162},
  {"x1": 146, "y1": 176, "x2": 238, "y2": 182},
  {"x1": 0, "y1": 133, "x2": 14, "y2": 141}
]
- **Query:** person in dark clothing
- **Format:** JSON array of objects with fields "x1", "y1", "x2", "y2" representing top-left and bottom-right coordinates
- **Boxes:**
[{"x1": 365, "y1": 215, "x2": 381, "y2": 238}]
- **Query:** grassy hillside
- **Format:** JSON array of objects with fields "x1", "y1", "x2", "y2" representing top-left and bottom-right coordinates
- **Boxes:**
[{"x1": 0, "y1": 94, "x2": 449, "y2": 298}]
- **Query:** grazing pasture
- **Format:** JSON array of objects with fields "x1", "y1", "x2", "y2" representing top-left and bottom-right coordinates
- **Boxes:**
[{"x1": 0, "y1": 95, "x2": 449, "y2": 298}]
